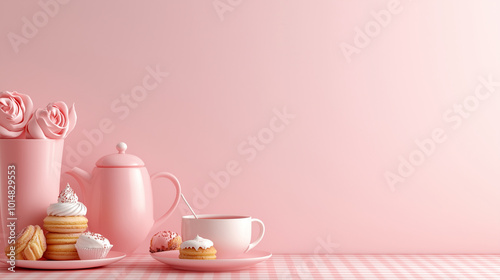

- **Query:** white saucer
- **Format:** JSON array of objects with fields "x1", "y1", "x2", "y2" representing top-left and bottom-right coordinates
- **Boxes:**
[
  {"x1": 11, "y1": 251, "x2": 126, "y2": 270},
  {"x1": 150, "y1": 250, "x2": 272, "y2": 272}
]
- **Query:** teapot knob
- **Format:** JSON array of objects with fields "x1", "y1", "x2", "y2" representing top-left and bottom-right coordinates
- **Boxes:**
[{"x1": 116, "y1": 142, "x2": 127, "y2": 154}]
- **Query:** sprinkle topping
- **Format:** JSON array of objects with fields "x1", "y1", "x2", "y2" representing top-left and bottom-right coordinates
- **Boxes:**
[
  {"x1": 82, "y1": 232, "x2": 106, "y2": 241},
  {"x1": 154, "y1": 231, "x2": 178, "y2": 239},
  {"x1": 58, "y1": 184, "x2": 78, "y2": 203},
  {"x1": 77, "y1": 232, "x2": 112, "y2": 248}
]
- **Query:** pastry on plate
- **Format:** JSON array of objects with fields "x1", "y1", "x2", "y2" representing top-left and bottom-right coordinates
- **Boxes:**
[
  {"x1": 43, "y1": 216, "x2": 88, "y2": 233},
  {"x1": 150, "y1": 231, "x2": 182, "y2": 253},
  {"x1": 43, "y1": 183, "x2": 88, "y2": 233},
  {"x1": 4, "y1": 225, "x2": 46, "y2": 260},
  {"x1": 44, "y1": 244, "x2": 79, "y2": 260},
  {"x1": 179, "y1": 235, "x2": 216, "y2": 260},
  {"x1": 43, "y1": 184, "x2": 87, "y2": 260},
  {"x1": 45, "y1": 232, "x2": 82, "y2": 245},
  {"x1": 75, "y1": 232, "x2": 113, "y2": 260}
]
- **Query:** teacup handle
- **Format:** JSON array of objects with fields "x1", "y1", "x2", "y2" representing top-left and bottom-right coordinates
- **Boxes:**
[
  {"x1": 245, "y1": 218, "x2": 265, "y2": 253},
  {"x1": 150, "y1": 172, "x2": 182, "y2": 226}
]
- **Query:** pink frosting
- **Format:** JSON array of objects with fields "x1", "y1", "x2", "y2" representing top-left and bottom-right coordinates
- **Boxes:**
[
  {"x1": 25, "y1": 101, "x2": 77, "y2": 139},
  {"x1": 150, "y1": 231, "x2": 180, "y2": 252},
  {"x1": 0, "y1": 91, "x2": 33, "y2": 138}
]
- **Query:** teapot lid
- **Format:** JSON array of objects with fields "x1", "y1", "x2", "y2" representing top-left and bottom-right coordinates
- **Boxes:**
[{"x1": 96, "y1": 142, "x2": 145, "y2": 167}]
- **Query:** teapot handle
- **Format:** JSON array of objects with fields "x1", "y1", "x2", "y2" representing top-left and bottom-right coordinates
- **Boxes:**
[{"x1": 150, "y1": 172, "x2": 182, "y2": 226}]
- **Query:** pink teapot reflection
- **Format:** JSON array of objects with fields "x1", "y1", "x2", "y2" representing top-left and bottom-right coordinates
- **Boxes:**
[{"x1": 66, "y1": 142, "x2": 181, "y2": 254}]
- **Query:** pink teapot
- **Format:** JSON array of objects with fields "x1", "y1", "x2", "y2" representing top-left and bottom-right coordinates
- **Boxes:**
[{"x1": 66, "y1": 142, "x2": 181, "y2": 254}]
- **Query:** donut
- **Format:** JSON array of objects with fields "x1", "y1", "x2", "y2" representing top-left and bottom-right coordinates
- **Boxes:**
[
  {"x1": 4, "y1": 225, "x2": 46, "y2": 260},
  {"x1": 149, "y1": 231, "x2": 182, "y2": 253},
  {"x1": 179, "y1": 247, "x2": 217, "y2": 260},
  {"x1": 178, "y1": 235, "x2": 216, "y2": 260},
  {"x1": 44, "y1": 244, "x2": 79, "y2": 260},
  {"x1": 43, "y1": 215, "x2": 88, "y2": 233}
]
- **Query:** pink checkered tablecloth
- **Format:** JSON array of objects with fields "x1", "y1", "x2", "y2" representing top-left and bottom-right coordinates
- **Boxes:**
[{"x1": 2, "y1": 254, "x2": 499, "y2": 279}]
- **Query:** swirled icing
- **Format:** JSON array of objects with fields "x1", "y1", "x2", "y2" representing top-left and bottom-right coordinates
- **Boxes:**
[
  {"x1": 180, "y1": 235, "x2": 213, "y2": 250},
  {"x1": 47, "y1": 202, "x2": 87, "y2": 216},
  {"x1": 47, "y1": 184, "x2": 87, "y2": 216}
]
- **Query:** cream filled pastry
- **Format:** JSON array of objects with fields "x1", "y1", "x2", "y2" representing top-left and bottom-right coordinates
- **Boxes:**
[
  {"x1": 75, "y1": 232, "x2": 113, "y2": 260},
  {"x1": 75, "y1": 232, "x2": 112, "y2": 249},
  {"x1": 179, "y1": 235, "x2": 217, "y2": 260},
  {"x1": 180, "y1": 235, "x2": 213, "y2": 250}
]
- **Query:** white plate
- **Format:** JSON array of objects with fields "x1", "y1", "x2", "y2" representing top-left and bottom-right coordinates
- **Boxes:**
[
  {"x1": 11, "y1": 251, "x2": 126, "y2": 270},
  {"x1": 150, "y1": 250, "x2": 272, "y2": 272}
]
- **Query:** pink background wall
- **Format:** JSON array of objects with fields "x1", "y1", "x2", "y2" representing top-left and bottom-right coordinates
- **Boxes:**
[{"x1": 1, "y1": 0, "x2": 500, "y2": 254}]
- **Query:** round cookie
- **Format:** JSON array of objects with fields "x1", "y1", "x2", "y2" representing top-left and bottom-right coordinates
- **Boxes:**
[
  {"x1": 179, "y1": 247, "x2": 217, "y2": 260},
  {"x1": 46, "y1": 232, "x2": 82, "y2": 245},
  {"x1": 44, "y1": 244, "x2": 79, "y2": 260},
  {"x1": 43, "y1": 216, "x2": 88, "y2": 233}
]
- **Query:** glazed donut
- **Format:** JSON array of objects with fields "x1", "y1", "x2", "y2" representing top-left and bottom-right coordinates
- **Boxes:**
[{"x1": 149, "y1": 231, "x2": 182, "y2": 253}]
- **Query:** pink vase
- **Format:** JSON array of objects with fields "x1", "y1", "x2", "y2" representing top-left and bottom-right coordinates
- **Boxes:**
[{"x1": 0, "y1": 139, "x2": 64, "y2": 248}]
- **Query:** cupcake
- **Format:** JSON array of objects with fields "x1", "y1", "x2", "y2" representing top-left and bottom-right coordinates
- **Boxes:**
[{"x1": 75, "y1": 232, "x2": 113, "y2": 260}]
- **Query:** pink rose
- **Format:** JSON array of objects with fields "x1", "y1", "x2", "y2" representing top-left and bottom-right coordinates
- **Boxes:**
[
  {"x1": 26, "y1": 102, "x2": 77, "y2": 139},
  {"x1": 0, "y1": 91, "x2": 34, "y2": 138}
]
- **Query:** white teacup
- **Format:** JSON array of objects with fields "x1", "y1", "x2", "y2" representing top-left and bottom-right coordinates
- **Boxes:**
[{"x1": 181, "y1": 214, "x2": 265, "y2": 258}]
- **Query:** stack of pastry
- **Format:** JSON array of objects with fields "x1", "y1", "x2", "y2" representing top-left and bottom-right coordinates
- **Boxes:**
[{"x1": 43, "y1": 184, "x2": 88, "y2": 260}]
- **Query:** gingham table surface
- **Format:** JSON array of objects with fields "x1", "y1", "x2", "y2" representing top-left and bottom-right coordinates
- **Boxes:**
[{"x1": 2, "y1": 254, "x2": 499, "y2": 279}]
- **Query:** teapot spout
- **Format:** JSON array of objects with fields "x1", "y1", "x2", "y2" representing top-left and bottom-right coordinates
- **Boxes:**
[{"x1": 65, "y1": 167, "x2": 91, "y2": 202}]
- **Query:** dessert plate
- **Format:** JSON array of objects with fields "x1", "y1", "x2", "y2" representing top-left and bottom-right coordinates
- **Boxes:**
[
  {"x1": 12, "y1": 251, "x2": 126, "y2": 270},
  {"x1": 150, "y1": 250, "x2": 272, "y2": 272}
]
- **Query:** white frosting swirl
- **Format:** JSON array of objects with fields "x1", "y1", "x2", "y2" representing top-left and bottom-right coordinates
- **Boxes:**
[
  {"x1": 75, "y1": 232, "x2": 111, "y2": 249},
  {"x1": 47, "y1": 202, "x2": 87, "y2": 216},
  {"x1": 47, "y1": 184, "x2": 86, "y2": 216},
  {"x1": 180, "y1": 235, "x2": 213, "y2": 250}
]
